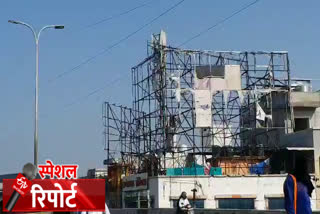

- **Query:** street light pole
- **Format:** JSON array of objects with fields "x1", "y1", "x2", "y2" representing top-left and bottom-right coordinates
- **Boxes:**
[{"x1": 8, "y1": 20, "x2": 64, "y2": 167}]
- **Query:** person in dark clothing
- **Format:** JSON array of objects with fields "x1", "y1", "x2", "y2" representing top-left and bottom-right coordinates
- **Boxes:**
[
  {"x1": 283, "y1": 155, "x2": 314, "y2": 214},
  {"x1": 292, "y1": 156, "x2": 314, "y2": 197}
]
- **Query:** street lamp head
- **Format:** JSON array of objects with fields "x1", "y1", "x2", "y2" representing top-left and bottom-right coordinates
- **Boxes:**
[
  {"x1": 54, "y1": 25, "x2": 64, "y2": 29},
  {"x1": 8, "y1": 20, "x2": 22, "y2": 25}
]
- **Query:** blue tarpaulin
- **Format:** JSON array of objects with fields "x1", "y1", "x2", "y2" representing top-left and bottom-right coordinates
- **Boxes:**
[
  {"x1": 250, "y1": 161, "x2": 267, "y2": 175},
  {"x1": 209, "y1": 167, "x2": 222, "y2": 175},
  {"x1": 166, "y1": 166, "x2": 205, "y2": 176},
  {"x1": 166, "y1": 168, "x2": 183, "y2": 176},
  {"x1": 183, "y1": 167, "x2": 205, "y2": 175}
]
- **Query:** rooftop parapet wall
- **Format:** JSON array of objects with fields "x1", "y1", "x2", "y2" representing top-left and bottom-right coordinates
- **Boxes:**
[
  {"x1": 109, "y1": 208, "x2": 320, "y2": 214},
  {"x1": 279, "y1": 128, "x2": 314, "y2": 148},
  {"x1": 291, "y1": 92, "x2": 320, "y2": 107},
  {"x1": 148, "y1": 175, "x2": 317, "y2": 210}
]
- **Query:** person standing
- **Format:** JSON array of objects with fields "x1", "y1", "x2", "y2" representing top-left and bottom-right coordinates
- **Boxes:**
[
  {"x1": 283, "y1": 156, "x2": 314, "y2": 214},
  {"x1": 79, "y1": 203, "x2": 110, "y2": 214},
  {"x1": 177, "y1": 192, "x2": 192, "y2": 214}
]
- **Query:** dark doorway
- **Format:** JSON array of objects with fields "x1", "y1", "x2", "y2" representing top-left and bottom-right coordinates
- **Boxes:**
[{"x1": 294, "y1": 118, "x2": 309, "y2": 132}]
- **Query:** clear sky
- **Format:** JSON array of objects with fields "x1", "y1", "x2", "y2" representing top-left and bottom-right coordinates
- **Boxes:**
[{"x1": 0, "y1": 0, "x2": 319, "y2": 176}]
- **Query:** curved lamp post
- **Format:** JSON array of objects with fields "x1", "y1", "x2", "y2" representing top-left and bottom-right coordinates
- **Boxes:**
[{"x1": 8, "y1": 20, "x2": 64, "y2": 166}]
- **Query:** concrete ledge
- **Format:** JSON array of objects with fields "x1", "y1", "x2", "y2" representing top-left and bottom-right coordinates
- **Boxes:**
[
  {"x1": 215, "y1": 194, "x2": 256, "y2": 199},
  {"x1": 291, "y1": 92, "x2": 320, "y2": 107},
  {"x1": 170, "y1": 196, "x2": 207, "y2": 200},
  {"x1": 153, "y1": 175, "x2": 288, "y2": 179},
  {"x1": 264, "y1": 194, "x2": 284, "y2": 198}
]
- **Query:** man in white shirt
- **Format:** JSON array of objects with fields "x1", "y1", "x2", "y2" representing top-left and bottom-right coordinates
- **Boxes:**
[
  {"x1": 79, "y1": 203, "x2": 110, "y2": 214},
  {"x1": 177, "y1": 192, "x2": 192, "y2": 214}
]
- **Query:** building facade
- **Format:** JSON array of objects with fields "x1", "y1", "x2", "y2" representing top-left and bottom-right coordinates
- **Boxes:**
[{"x1": 121, "y1": 174, "x2": 317, "y2": 210}]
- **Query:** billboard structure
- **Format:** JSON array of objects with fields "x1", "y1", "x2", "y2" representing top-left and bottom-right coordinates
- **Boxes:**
[{"x1": 102, "y1": 31, "x2": 293, "y2": 175}]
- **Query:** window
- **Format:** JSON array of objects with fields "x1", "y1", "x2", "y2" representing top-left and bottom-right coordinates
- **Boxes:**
[
  {"x1": 140, "y1": 200, "x2": 149, "y2": 208},
  {"x1": 190, "y1": 200, "x2": 205, "y2": 208},
  {"x1": 268, "y1": 198, "x2": 284, "y2": 210},
  {"x1": 218, "y1": 198, "x2": 254, "y2": 209},
  {"x1": 172, "y1": 199, "x2": 205, "y2": 208},
  {"x1": 124, "y1": 192, "x2": 138, "y2": 208},
  {"x1": 294, "y1": 118, "x2": 309, "y2": 132},
  {"x1": 196, "y1": 65, "x2": 225, "y2": 79},
  {"x1": 124, "y1": 191, "x2": 151, "y2": 208},
  {"x1": 139, "y1": 193, "x2": 149, "y2": 208}
]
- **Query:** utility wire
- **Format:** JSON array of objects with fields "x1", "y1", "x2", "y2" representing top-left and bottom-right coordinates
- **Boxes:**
[
  {"x1": 83, "y1": 0, "x2": 154, "y2": 30},
  {"x1": 178, "y1": 0, "x2": 261, "y2": 47},
  {"x1": 63, "y1": 74, "x2": 127, "y2": 110},
  {"x1": 41, "y1": 73, "x2": 127, "y2": 119},
  {"x1": 53, "y1": 0, "x2": 260, "y2": 112},
  {"x1": 50, "y1": 0, "x2": 186, "y2": 83},
  {"x1": 52, "y1": 0, "x2": 260, "y2": 112}
]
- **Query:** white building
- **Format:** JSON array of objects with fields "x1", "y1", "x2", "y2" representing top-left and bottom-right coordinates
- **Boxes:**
[
  {"x1": 122, "y1": 174, "x2": 316, "y2": 210},
  {"x1": 87, "y1": 168, "x2": 108, "y2": 178}
]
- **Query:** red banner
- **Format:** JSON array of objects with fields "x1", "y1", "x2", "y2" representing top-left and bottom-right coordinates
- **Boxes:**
[{"x1": 2, "y1": 179, "x2": 105, "y2": 212}]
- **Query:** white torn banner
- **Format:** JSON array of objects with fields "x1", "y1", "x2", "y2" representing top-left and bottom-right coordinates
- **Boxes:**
[
  {"x1": 256, "y1": 103, "x2": 266, "y2": 121},
  {"x1": 223, "y1": 90, "x2": 230, "y2": 109},
  {"x1": 258, "y1": 88, "x2": 272, "y2": 94},
  {"x1": 175, "y1": 88, "x2": 181, "y2": 104},
  {"x1": 169, "y1": 72, "x2": 181, "y2": 108},
  {"x1": 265, "y1": 114, "x2": 272, "y2": 120},
  {"x1": 237, "y1": 90, "x2": 245, "y2": 105},
  {"x1": 194, "y1": 90, "x2": 212, "y2": 127}
]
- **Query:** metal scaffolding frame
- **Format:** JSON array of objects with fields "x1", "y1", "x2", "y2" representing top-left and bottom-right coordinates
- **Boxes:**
[{"x1": 103, "y1": 32, "x2": 293, "y2": 176}]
